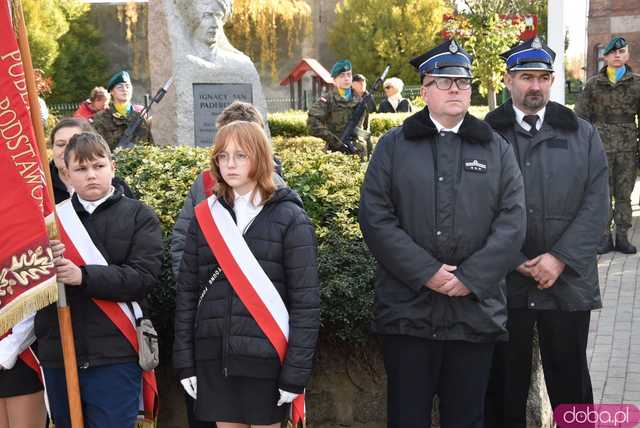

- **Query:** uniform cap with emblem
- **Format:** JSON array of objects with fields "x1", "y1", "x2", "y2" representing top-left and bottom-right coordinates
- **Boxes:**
[
  {"x1": 603, "y1": 36, "x2": 627, "y2": 56},
  {"x1": 500, "y1": 37, "x2": 556, "y2": 72},
  {"x1": 107, "y1": 70, "x2": 132, "y2": 92},
  {"x1": 409, "y1": 39, "x2": 473, "y2": 80},
  {"x1": 330, "y1": 60, "x2": 352, "y2": 78}
]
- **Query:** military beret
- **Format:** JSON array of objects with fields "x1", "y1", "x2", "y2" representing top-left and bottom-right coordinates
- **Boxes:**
[
  {"x1": 603, "y1": 36, "x2": 627, "y2": 56},
  {"x1": 330, "y1": 60, "x2": 352, "y2": 78},
  {"x1": 107, "y1": 70, "x2": 132, "y2": 92},
  {"x1": 500, "y1": 37, "x2": 556, "y2": 72},
  {"x1": 352, "y1": 74, "x2": 366, "y2": 82},
  {"x1": 409, "y1": 39, "x2": 472, "y2": 80}
]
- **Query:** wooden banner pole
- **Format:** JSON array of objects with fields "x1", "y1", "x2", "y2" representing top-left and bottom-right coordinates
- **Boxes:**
[{"x1": 12, "y1": 1, "x2": 85, "y2": 426}]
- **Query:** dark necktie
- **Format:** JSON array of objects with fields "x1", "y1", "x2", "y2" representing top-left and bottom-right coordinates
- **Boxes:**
[{"x1": 523, "y1": 115, "x2": 539, "y2": 136}]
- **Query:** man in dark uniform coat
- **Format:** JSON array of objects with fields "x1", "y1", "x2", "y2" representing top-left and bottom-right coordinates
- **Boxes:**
[
  {"x1": 484, "y1": 37, "x2": 609, "y2": 428},
  {"x1": 359, "y1": 39, "x2": 526, "y2": 428}
]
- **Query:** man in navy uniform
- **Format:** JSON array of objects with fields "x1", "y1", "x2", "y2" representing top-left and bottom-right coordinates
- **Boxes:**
[
  {"x1": 359, "y1": 39, "x2": 526, "y2": 428},
  {"x1": 484, "y1": 37, "x2": 609, "y2": 428}
]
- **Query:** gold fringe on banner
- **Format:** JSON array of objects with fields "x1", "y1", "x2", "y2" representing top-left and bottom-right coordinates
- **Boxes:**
[{"x1": 0, "y1": 275, "x2": 57, "y2": 335}]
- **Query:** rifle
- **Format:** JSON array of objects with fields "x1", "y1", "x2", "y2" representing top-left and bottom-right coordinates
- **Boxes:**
[
  {"x1": 117, "y1": 77, "x2": 173, "y2": 149},
  {"x1": 339, "y1": 65, "x2": 390, "y2": 154}
]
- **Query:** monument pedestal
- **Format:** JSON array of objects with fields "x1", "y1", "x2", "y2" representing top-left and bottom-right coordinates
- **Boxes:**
[{"x1": 148, "y1": 0, "x2": 269, "y2": 147}]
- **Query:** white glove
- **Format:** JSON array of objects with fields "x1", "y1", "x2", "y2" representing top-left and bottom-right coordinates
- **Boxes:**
[
  {"x1": 181, "y1": 376, "x2": 197, "y2": 400},
  {"x1": 277, "y1": 389, "x2": 299, "y2": 406}
]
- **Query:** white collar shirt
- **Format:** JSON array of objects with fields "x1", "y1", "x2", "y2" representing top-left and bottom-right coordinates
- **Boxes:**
[
  {"x1": 430, "y1": 114, "x2": 463, "y2": 134},
  {"x1": 77, "y1": 186, "x2": 115, "y2": 214},
  {"x1": 233, "y1": 190, "x2": 263, "y2": 234},
  {"x1": 513, "y1": 105, "x2": 546, "y2": 132}
]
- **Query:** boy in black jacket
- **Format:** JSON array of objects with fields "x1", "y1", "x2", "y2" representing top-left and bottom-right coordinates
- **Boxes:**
[{"x1": 42, "y1": 132, "x2": 163, "y2": 428}]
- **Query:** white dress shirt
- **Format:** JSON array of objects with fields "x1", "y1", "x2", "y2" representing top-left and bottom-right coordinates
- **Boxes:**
[
  {"x1": 430, "y1": 115, "x2": 463, "y2": 134},
  {"x1": 513, "y1": 105, "x2": 546, "y2": 132},
  {"x1": 233, "y1": 190, "x2": 263, "y2": 234},
  {"x1": 78, "y1": 186, "x2": 115, "y2": 214}
]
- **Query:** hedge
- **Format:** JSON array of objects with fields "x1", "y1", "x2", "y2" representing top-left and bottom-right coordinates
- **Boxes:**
[
  {"x1": 267, "y1": 107, "x2": 490, "y2": 139},
  {"x1": 268, "y1": 111, "x2": 410, "y2": 139},
  {"x1": 114, "y1": 138, "x2": 376, "y2": 360}
]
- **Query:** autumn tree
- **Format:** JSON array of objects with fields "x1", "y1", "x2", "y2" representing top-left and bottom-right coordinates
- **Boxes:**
[
  {"x1": 21, "y1": 0, "x2": 87, "y2": 74},
  {"x1": 49, "y1": 11, "x2": 110, "y2": 104},
  {"x1": 444, "y1": 0, "x2": 550, "y2": 110},
  {"x1": 224, "y1": 0, "x2": 312, "y2": 82},
  {"x1": 329, "y1": 0, "x2": 450, "y2": 86}
]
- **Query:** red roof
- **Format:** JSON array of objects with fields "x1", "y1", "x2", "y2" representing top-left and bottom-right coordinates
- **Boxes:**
[{"x1": 279, "y1": 58, "x2": 333, "y2": 86}]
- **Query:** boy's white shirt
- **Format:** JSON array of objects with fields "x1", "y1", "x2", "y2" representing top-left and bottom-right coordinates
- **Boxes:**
[
  {"x1": 77, "y1": 186, "x2": 115, "y2": 214},
  {"x1": 0, "y1": 314, "x2": 36, "y2": 369}
]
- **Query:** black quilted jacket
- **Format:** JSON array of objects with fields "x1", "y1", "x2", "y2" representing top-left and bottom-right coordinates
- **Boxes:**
[{"x1": 173, "y1": 188, "x2": 320, "y2": 394}]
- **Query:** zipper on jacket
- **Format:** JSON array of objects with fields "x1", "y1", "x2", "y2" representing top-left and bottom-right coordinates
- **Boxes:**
[
  {"x1": 431, "y1": 138, "x2": 439, "y2": 245},
  {"x1": 222, "y1": 288, "x2": 232, "y2": 378}
]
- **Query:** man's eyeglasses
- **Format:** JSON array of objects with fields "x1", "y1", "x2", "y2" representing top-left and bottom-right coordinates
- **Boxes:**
[
  {"x1": 423, "y1": 77, "x2": 472, "y2": 91},
  {"x1": 215, "y1": 152, "x2": 249, "y2": 165}
]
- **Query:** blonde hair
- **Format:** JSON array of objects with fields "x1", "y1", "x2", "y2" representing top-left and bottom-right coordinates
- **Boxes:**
[
  {"x1": 383, "y1": 77, "x2": 404, "y2": 93},
  {"x1": 211, "y1": 121, "x2": 276, "y2": 207},
  {"x1": 90, "y1": 87, "x2": 109, "y2": 102}
]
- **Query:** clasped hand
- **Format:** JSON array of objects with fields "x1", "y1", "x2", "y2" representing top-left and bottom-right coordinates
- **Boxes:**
[
  {"x1": 425, "y1": 264, "x2": 470, "y2": 297},
  {"x1": 516, "y1": 253, "x2": 565, "y2": 289},
  {"x1": 49, "y1": 239, "x2": 82, "y2": 286}
]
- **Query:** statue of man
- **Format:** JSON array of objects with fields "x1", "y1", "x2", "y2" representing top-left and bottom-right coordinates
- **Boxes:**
[
  {"x1": 176, "y1": 0, "x2": 255, "y2": 70},
  {"x1": 165, "y1": 0, "x2": 269, "y2": 146}
]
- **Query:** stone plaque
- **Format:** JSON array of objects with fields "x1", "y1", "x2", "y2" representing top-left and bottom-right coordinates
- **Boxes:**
[{"x1": 193, "y1": 83, "x2": 253, "y2": 147}]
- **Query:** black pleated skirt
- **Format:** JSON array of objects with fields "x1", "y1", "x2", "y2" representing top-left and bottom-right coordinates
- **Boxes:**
[
  {"x1": 0, "y1": 358, "x2": 42, "y2": 398},
  {"x1": 195, "y1": 358, "x2": 288, "y2": 425}
]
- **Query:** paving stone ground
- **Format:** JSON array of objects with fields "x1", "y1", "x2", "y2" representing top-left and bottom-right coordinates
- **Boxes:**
[{"x1": 588, "y1": 182, "x2": 640, "y2": 405}]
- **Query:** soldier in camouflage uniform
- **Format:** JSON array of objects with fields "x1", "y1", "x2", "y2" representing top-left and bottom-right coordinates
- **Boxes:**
[
  {"x1": 93, "y1": 70, "x2": 152, "y2": 151},
  {"x1": 575, "y1": 36, "x2": 640, "y2": 254},
  {"x1": 307, "y1": 60, "x2": 370, "y2": 160}
]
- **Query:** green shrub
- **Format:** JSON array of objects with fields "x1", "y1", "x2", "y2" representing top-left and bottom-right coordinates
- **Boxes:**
[
  {"x1": 268, "y1": 111, "x2": 309, "y2": 138},
  {"x1": 369, "y1": 113, "x2": 410, "y2": 136},
  {"x1": 268, "y1": 111, "x2": 408, "y2": 138},
  {"x1": 114, "y1": 139, "x2": 376, "y2": 358},
  {"x1": 114, "y1": 146, "x2": 211, "y2": 359}
]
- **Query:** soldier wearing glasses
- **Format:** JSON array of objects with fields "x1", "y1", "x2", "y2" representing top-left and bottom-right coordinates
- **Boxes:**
[
  {"x1": 359, "y1": 39, "x2": 526, "y2": 428},
  {"x1": 484, "y1": 37, "x2": 609, "y2": 428}
]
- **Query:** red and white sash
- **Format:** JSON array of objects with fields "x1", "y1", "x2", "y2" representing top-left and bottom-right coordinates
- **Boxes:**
[
  {"x1": 194, "y1": 196, "x2": 306, "y2": 427},
  {"x1": 19, "y1": 347, "x2": 42, "y2": 382},
  {"x1": 201, "y1": 169, "x2": 216, "y2": 198},
  {"x1": 55, "y1": 199, "x2": 158, "y2": 427}
]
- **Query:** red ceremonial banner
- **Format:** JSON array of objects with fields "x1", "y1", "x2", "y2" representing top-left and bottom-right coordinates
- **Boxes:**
[{"x1": 0, "y1": 0, "x2": 57, "y2": 335}]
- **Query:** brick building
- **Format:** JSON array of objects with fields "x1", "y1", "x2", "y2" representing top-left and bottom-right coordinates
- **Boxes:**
[{"x1": 587, "y1": 0, "x2": 640, "y2": 78}]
